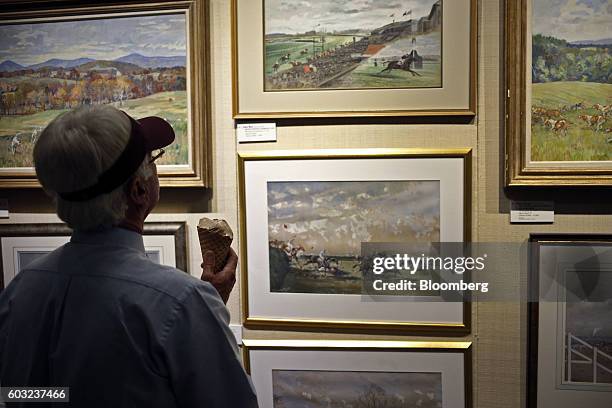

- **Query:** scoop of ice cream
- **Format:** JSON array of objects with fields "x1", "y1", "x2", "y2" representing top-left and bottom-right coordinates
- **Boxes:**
[{"x1": 197, "y1": 218, "x2": 233, "y2": 240}]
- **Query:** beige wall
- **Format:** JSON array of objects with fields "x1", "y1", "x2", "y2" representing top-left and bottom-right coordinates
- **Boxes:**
[{"x1": 3, "y1": 0, "x2": 612, "y2": 407}]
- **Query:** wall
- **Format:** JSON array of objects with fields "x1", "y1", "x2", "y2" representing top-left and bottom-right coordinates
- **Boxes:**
[{"x1": 2, "y1": 1, "x2": 611, "y2": 407}]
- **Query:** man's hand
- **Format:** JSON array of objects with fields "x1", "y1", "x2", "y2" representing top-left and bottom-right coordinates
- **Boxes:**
[{"x1": 200, "y1": 248, "x2": 238, "y2": 304}]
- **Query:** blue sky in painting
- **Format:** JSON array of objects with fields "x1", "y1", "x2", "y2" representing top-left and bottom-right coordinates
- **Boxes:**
[
  {"x1": 0, "y1": 13, "x2": 186, "y2": 66},
  {"x1": 533, "y1": 0, "x2": 611, "y2": 42}
]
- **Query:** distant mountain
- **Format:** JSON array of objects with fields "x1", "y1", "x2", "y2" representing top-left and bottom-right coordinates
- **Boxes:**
[
  {"x1": 27, "y1": 58, "x2": 95, "y2": 70},
  {"x1": 570, "y1": 38, "x2": 612, "y2": 46},
  {"x1": 0, "y1": 53, "x2": 185, "y2": 74},
  {"x1": 75, "y1": 60, "x2": 142, "y2": 74},
  {"x1": 0, "y1": 60, "x2": 24, "y2": 72},
  {"x1": 114, "y1": 53, "x2": 186, "y2": 68}
]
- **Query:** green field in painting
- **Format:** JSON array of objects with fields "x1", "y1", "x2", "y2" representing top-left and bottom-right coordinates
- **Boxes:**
[
  {"x1": 264, "y1": 35, "x2": 356, "y2": 75},
  {"x1": 327, "y1": 60, "x2": 441, "y2": 88},
  {"x1": 271, "y1": 252, "x2": 438, "y2": 296},
  {"x1": 531, "y1": 82, "x2": 611, "y2": 162},
  {"x1": 0, "y1": 91, "x2": 188, "y2": 168}
]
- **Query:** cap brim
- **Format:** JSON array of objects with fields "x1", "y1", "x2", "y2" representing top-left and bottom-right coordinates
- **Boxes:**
[{"x1": 138, "y1": 116, "x2": 175, "y2": 151}]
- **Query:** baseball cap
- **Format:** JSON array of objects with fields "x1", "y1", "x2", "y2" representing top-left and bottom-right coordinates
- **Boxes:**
[{"x1": 58, "y1": 111, "x2": 175, "y2": 202}]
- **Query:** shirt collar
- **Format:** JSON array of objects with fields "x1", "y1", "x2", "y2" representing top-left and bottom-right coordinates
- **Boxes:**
[{"x1": 71, "y1": 226, "x2": 145, "y2": 253}]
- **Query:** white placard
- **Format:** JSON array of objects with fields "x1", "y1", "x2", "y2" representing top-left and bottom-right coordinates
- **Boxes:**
[
  {"x1": 237, "y1": 123, "x2": 277, "y2": 143},
  {"x1": 510, "y1": 201, "x2": 554, "y2": 223}
]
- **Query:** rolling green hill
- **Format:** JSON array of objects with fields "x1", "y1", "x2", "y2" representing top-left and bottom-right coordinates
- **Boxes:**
[
  {"x1": 0, "y1": 91, "x2": 188, "y2": 168},
  {"x1": 532, "y1": 81, "x2": 611, "y2": 107}
]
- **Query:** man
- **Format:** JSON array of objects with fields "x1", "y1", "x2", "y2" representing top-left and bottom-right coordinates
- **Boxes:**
[{"x1": 0, "y1": 105, "x2": 258, "y2": 407}]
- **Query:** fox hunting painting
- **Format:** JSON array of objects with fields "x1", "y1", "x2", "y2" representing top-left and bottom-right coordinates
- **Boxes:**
[
  {"x1": 263, "y1": 0, "x2": 442, "y2": 91},
  {"x1": 240, "y1": 151, "x2": 469, "y2": 331},
  {"x1": 233, "y1": 0, "x2": 474, "y2": 118},
  {"x1": 506, "y1": 0, "x2": 612, "y2": 185},
  {"x1": 530, "y1": 0, "x2": 612, "y2": 162},
  {"x1": 0, "y1": 3, "x2": 209, "y2": 187},
  {"x1": 272, "y1": 370, "x2": 443, "y2": 408},
  {"x1": 267, "y1": 181, "x2": 440, "y2": 294}
]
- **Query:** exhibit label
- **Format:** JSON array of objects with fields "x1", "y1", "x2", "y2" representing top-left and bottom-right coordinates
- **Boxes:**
[
  {"x1": 237, "y1": 123, "x2": 277, "y2": 143},
  {"x1": 510, "y1": 201, "x2": 554, "y2": 223}
]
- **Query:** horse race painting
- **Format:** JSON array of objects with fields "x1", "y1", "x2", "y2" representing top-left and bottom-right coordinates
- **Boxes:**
[
  {"x1": 263, "y1": 0, "x2": 442, "y2": 91},
  {"x1": 0, "y1": 10, "x2": 191, "y2": 172},
  {"x1": 267, "y1": 180, "x2": 440, "y2": 294},
  {"x1": 529, "y1": 0, "x2": 611, "y2": 162},
  {"x1": 272, "y1": 370, "x2": 443, "y2": 408}
]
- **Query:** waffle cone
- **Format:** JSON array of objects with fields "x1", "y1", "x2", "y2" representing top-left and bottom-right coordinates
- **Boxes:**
[{"x1": 197, "y1": 218, "x2": 233, "y2": 273}]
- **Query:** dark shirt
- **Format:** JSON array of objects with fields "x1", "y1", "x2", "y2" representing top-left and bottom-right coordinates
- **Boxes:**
[{"x1": 0, "y1": 227, "x2": 258, "y2": 408}]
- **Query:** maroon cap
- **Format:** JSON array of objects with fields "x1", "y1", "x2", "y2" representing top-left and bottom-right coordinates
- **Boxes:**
[
  {"x1": 138, "y1": 116, "x2": 175, "y2": 151},
  {"x1": 58, "y1": 112, "x2": 175, "y2": 202}
]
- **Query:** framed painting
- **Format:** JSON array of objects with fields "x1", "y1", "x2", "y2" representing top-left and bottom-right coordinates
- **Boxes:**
[
  {"x1": 505, "y1": 0, "x2": 612, "y2": 186},
  {"x1": 238, "y1": 148, "x2": 472, "y2": 333},
  {"x1": 232, "y1": 0, "x2": 477, "y2": 118},
  {"x1": 528, "y1": 234, "x2": 612, "y2": 407},
  {"x1": 0, "y1": 0, "x2": 210, "y2": 188},
  {"x1": 243, "y1": 339, "x2": 472, "y2": 408},
  {"x1": 0, "y1": 222, "x2": 187, "y2": 288}
]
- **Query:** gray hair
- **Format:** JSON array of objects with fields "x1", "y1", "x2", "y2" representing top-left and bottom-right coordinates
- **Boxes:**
[{"x1": 33, "y1": 105, "x2": 152, "y2": 231}]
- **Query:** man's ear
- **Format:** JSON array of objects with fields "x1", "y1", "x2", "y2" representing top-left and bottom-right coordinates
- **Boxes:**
[{"x1": 126, "y1": 176, "x2": 148, "y2": 206}]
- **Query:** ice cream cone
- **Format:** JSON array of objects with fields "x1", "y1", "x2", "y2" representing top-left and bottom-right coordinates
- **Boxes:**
[{"x1": 197, "y1": 218, "x2": 234, "y2": 273}]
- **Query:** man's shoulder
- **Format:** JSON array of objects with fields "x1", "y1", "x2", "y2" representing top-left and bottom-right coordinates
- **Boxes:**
[
  {"x1": 20, "y1": 245, "x2": 65, "y2": 272},
  {"x1": 19, "y1": 242, "x2": 210, "y2": 303},
  {"x1": 101, "y1": 251, "x2": 211, "y2": 302}
]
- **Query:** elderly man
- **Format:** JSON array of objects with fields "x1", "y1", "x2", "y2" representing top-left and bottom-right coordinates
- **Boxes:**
[{"x1": 0, "y1": 105, "x2": 258, "y2": 407}]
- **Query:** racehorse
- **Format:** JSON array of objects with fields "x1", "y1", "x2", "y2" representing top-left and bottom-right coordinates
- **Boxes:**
[{"x1": 380, "y1": 53, "x2": 422, "y2": 76}]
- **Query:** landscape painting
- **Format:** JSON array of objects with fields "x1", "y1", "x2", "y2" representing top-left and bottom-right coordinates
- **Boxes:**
[
  {"x1": 264, "y1": 0, "x2": 442, "y2": 91},
  {"x1": 0, "y1": 12, "x2": 189, "y2": 169},
  {"x1": 530, "y1": 0, "x2": 611, "y2": 162},
  {"x1": 563, "y1": 270, "x2": 612, "y2": 385},
  {"x1": 267, "y1": 180, "x2": 440, "y2": 294},
  {"x1": 272, "y1": 370, "x2": 442, "y2": 408}
]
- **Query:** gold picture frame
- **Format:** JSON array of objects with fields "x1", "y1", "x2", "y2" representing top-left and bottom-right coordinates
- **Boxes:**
[
  {"x1": 232, "y1": 0, "x2": 477, "y2": 119},
  {"x1": 238, "y1": 148, "x2": 472, "y2": 333},
  {"x1": 242, "y1": 339, "x2": 473, "y2": 408},
  {"x1": 505, "y1": 0, "x2": 612, "y2": 186},
  {"x1": 0, "y1": 0, "x2": 211, "y2": 188}
]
